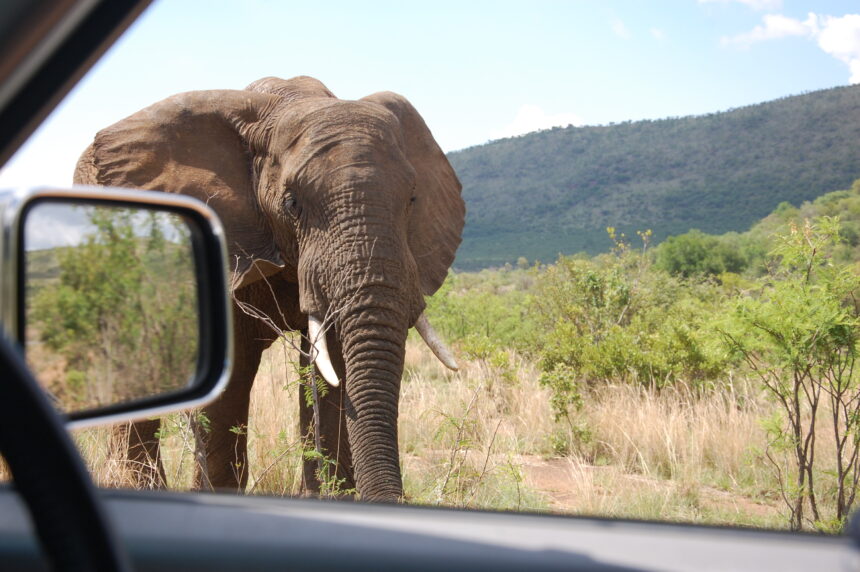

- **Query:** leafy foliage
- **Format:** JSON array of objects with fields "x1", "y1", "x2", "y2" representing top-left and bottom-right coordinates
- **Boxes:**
[
  {"x1": 532, "y1": 231, "x2": 730, "y2": 421},
  {"x1": 649, "y1": 179, "x2": 860, "y2": 281},
  {"x1": 654, "y1": 229, "x2": 747, "y2": 278},
  {"x1": 720, "y1": 218, "x2": 860, "y2": 531},
  {"x1": 424, "y1": 265, "x2": 539, "y2": 358},
  {"x1": 27, "y1": 207, "x2": 198, "y2": 410},
  {"x1": 426, "y1": 198, "x2": 860, "y2": 530}
]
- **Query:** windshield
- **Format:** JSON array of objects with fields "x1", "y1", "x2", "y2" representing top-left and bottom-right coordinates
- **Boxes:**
[{"x1": 2, "y1": 0, "x2": 859, "y2": 534}]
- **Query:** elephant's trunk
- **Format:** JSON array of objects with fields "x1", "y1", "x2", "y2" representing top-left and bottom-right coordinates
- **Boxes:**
[
  {"x1": 298, "y1": 188, "x2": 423, "y2": 501},
  {"x1": 338, "y1": 305, "x2": 408, "y2": 502}
]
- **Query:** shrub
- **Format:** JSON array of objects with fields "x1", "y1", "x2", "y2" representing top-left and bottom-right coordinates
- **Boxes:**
[
  {"x1": 533, "y1": 231, "x2": 730, "y2": 419},
  {"x1": 28, "y1": 207, "x2": 197, "y2": 409},
  {"x1": 720, "y1": 217, "x2": 860, "y2": 531},
  {"x1": 424, "y1": 268, "x2": 540, "y2": 356},
  {"x1": 654, "y1": 229, "x2": 747, "y2": 278}
]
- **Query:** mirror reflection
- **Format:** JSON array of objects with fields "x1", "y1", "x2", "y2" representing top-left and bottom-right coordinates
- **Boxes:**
[{"x1": 24, "y1": 202, "x2": 199, "y2": 414}]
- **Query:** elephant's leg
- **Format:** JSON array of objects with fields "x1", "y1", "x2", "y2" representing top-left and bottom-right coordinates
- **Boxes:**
[
  {"x1": 113, "y1": 419, "x2": 166, "y2": 489},
  {"x1": 299, "y1": 330, "x2": 355, "y2": 496},
  {"x1": 193, "y1": 306, "x2": 269, "y2": 492}
]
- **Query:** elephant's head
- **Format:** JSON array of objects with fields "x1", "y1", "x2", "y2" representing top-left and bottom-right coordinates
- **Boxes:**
[{"x1": 80, "y1": 76, "x2": 464, "y2": 501}]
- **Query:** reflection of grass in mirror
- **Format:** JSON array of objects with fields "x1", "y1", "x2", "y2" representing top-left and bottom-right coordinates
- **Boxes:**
[{"x1": 25, "y1": 205, "x2": 198, "y2": 413}]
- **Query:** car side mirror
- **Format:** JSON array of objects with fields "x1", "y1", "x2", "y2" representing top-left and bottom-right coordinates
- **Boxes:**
[{"x1": 0, "y1": 187, "x2": 232, "y2": 427}]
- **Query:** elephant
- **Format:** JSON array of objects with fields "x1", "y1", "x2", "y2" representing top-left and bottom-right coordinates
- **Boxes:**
[{"x1": 73, "y1": 76, "x2": 464, "y2": 502}]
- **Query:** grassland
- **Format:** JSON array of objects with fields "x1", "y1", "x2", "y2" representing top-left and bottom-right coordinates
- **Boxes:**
[{"x1": 63, "y1": 335, "x2": 788, "y2": 530}]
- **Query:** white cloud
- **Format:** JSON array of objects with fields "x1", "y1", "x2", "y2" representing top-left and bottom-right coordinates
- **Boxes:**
[
  {"x1": 817, "y1": 14, "x2": 860, "y2": 83},
  {"x1": 698, "y1": 0, "x2": 783, "y2": 10},
  {"x1": 489, "y1": 105, "x2": 583, "y2": 141},
  {"x1": 611, "y1": 18, "x2": 631, "y2": 40},
  {"x1": 721, "y1": 13, "x2": 816, "y2": 47},
  {"x1": 25, "y1": 206, "x2": 89, "y2": 250},
  {"x1": 722, "y1": 12, "x2": 860, "y2": 84},
  {"x1": 650, "y1": 28, "x2": 667, "y2": 41}
]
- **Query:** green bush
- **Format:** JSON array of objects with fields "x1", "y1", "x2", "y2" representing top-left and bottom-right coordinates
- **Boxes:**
[
  {"x1": 720, "y1": 217, "x2": 860, "y2": 531},
  {"x1": 424, "y1": 267, "x2": 539, "y2": 356},
  {"x1": 29, "y1": 207, "x2": 198, "y2": 409},
  {"x1": 654, "y1": 229, "x2": 747, "y2": 278},
  {"x1": 532, "y1": 231, "x2": 731, "y2": 419}
]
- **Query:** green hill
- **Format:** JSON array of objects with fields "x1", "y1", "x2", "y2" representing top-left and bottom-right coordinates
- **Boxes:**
[{"x1": 448, "y1": 85, "x2": 860, "y2": 269}]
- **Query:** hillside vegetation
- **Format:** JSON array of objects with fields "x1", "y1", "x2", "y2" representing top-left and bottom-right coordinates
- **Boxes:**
[{"x1": 449, "y1": 85, "x2": 860, "y2": 268}]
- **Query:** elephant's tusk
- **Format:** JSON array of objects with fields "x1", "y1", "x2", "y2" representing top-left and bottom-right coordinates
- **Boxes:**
[
  {"x1": 308, "y1": 315, "x2": 340, "y2": 387},
  {"x1": 415, "y1": 313, "x2": 459, "y2": 371}
]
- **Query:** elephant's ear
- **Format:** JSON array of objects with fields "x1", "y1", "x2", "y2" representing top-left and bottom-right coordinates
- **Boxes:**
[
  {"x1": 361, "y1": 92, "x2": 465, "y2": 296},
  {"x1": 78, "y1": 90, "x2": 285, "y2": 290}
]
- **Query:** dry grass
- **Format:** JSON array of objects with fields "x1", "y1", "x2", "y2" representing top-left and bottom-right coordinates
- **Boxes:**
[
  {"x1": 243, "y1": 338, "x2": 305, "y2": 495},
  {"x1": 575, "y1": 381, "x2": 772, "y2": 490},
  {"x1": 399, "y1": 334, "x2": 551, "y2": 510},
  {"x1": 399, "y1": 338, "x2": 785, "y2": 527},
  {"x1": 2, "y1": 335, "x2": 801, "y2": 529},
  {"x1": 548, "y1": 382, "x2": 784, "y2": 527}
]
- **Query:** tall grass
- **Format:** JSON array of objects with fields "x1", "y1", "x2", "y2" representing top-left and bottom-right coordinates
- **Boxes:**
[
  {"x1": 2, "y1": 335, "x2": 796, "y2": 529},
  {"x1": 557, "y1": 382, "x2": 783, "y2": 527},
  {"x1": 400, "y1": 335, "x2": 550, "y2": 510},
  {"x1": 399, "y1": 338, "x2": 785, "y2": 527}
]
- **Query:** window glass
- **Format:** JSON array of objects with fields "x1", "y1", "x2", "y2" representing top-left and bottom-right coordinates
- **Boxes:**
[{"x1": 2, "y1": 0, "x2": 860, "y2": 534}]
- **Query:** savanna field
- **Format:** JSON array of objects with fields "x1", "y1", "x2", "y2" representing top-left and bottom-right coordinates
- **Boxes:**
[{"x1": 10, "y1": 182, "x2": 860, "y2": 533}]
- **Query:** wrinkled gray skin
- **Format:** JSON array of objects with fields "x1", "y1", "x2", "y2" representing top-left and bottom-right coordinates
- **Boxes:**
[{"x1": 74, "y1": 76, "x2": 464, "y2": 502}]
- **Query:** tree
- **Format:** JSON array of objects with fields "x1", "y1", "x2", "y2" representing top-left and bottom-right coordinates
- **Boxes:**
[
  {"x1": 29, "y1": 206, "x2": 198, "y2": 411},
  {"x1": 654, "y1": 229, "x2": 746, "y2": 278},
  {"x1": 721, "y1": 217, "x2": 860, "y2": 531}
]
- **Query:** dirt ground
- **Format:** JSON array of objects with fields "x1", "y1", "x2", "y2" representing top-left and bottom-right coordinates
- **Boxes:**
[{"x1": 518, "y1": 454, "x2": 781, "y2": 522}]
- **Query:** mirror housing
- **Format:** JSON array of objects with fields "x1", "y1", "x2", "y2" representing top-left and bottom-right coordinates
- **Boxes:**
[{"x1": 0, "y1": 186, "x2": 232, "y2": 427}]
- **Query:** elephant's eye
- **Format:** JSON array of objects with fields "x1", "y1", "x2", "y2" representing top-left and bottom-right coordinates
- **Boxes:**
[{"x1": 285, "y1": 190, "x2": 302, "y2": 219}]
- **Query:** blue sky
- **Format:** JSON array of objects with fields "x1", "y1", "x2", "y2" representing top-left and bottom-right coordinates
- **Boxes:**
[{"x1": 1, "y1": 0, "x2": 859, "y2": 188}]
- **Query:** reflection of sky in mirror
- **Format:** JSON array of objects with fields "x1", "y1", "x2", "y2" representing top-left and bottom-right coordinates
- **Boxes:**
[
  {"x1": 25, "y1": 203, "x2": 187, "y2": 251},
  {"x1": 25, "y1": 204, "x2": 88, "y2": 250}
]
